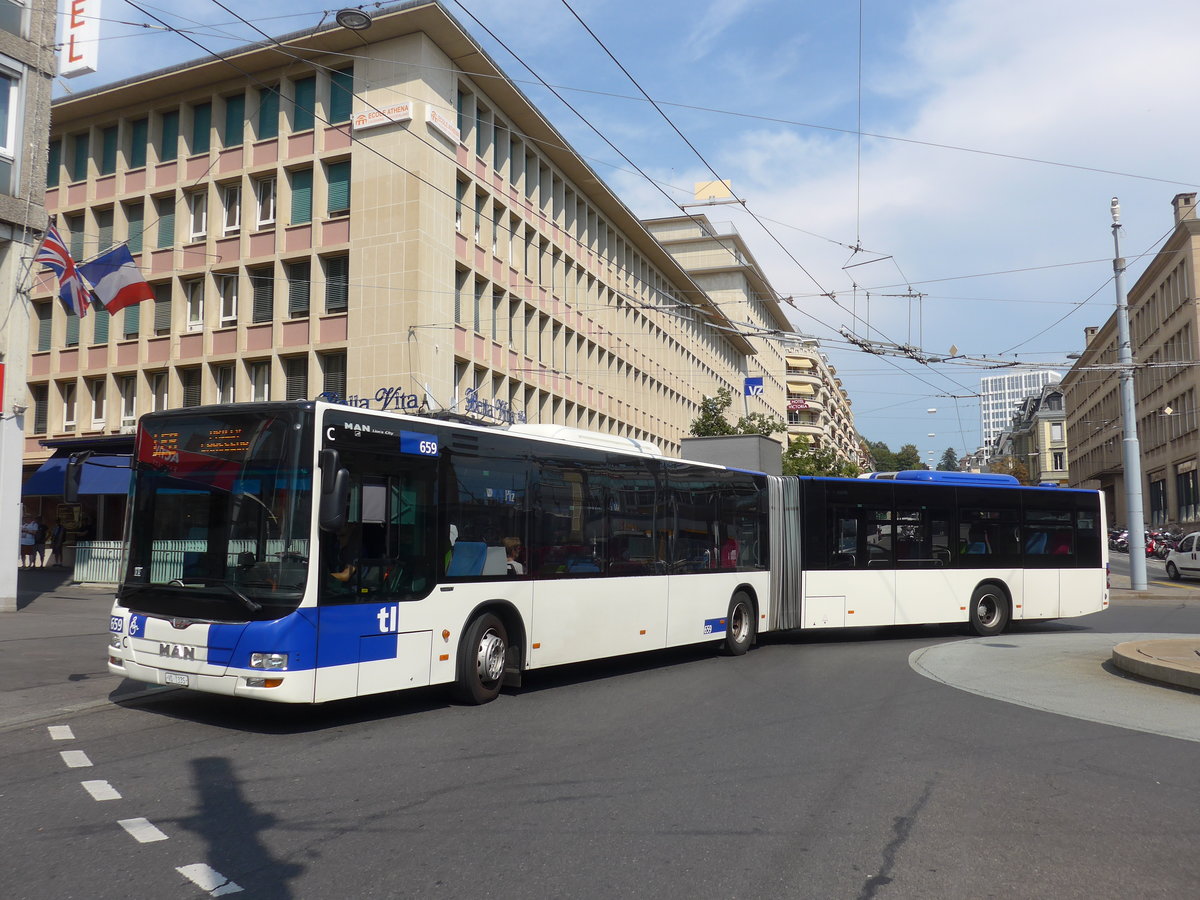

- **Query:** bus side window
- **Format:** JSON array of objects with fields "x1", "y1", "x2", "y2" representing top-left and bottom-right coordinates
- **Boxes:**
[{"x1": 829, "y1": 510, "x2": 857, "y2": 568}]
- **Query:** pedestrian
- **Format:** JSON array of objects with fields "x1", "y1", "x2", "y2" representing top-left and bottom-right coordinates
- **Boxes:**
[
  {"x1": 50, "y1": 520, "x2": 67, "y2": 567},
  {"x1": 33, "y1": 518, "x2": 48, "y2": 567},
  {"x1": 19, "y1": 514, "x2": 37, "y2": 568}
]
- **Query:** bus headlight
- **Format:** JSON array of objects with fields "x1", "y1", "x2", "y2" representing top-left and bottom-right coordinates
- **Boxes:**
[
  {"x1": 109, "y1": 634, "x2": 122, "y2": 649},
  {"x1": 250, "y1": 652, "x2": 288, "y2": 670}
]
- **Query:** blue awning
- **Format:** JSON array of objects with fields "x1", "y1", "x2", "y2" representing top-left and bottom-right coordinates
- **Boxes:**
[{"x1": 22, "y1": 454, "x2": 132, "y2": 497}]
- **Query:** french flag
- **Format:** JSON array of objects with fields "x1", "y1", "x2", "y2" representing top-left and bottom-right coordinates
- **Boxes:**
[{"x1": 78, "y1": 244, "x2": 154, "y2": 314}]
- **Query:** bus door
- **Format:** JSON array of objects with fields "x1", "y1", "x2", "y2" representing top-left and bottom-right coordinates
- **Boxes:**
[
  {"x1": 1021, "y1": 504, "x2": 1074, "y2": 620},
  {"x1": 892, "y1": 503, "x2": 958, "y2": 625},
  {"x1": 817, "y1": 504, "x2": 896, "y2": 627},
  {"x1": 314, "y1": 424, "x2": 440, "y2": 701}
]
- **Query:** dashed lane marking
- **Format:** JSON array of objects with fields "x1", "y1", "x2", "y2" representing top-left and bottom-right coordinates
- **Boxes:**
[
  {"x1": 60, "y1": 750, "x2": 92, "y2": 768},
  {"x1": 176, "y1": 863, "x2": 244, "y2": 896},
  {"x1": 48, "y1": 725, "x2": 74, "y2": 740},
  {"x1": 81, "y1": 780, "x2": 122, "y2": 801},
  {"x1": 118, "y1": 817, "x2": 169, "y2": 843}
]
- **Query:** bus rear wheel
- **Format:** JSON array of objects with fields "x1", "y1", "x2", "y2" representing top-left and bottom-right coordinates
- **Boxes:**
[
  {"x1": 453, "y1": 613, "x2": 508, "y2": 704},
  {"x1": 968, "y1": 584, "x2": 1009, "y2": 637},
  {"x1": 723, "y1": 592, "x2": 755, "y2": 656}
]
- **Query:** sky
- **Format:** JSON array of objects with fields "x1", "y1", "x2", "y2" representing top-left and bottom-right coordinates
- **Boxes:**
[{"x1": 53, "y1": 0, "x2": 1200, "y2": 460}]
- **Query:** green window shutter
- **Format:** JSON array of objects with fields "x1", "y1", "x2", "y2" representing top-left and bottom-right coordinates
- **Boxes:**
[
  {"x1": 192, "y1": 102, "x2": 211, "y2": 154},
  {"x1": 251, "y1": 267, "x2": 274, "y2": 322},
  {"x1": 124, "y1": 304, "x2": 140, "y2": 338},
  {"x1": 330, "y1": 67, "x2": 353, "y2": 123},
  {"x1": 258, "y1": 87, "x2": 279, "y2": 140},
  {"x1": 96, "y1": 208, "x2": 113, "y2": 252},
  {"x1": 47, "y1": 139, "x2": 61, "y2": 188},
  {"x1": 130, "y1": 119, "x2": 148, "y2": 168},
  {"x1": 224, "y1": 94, "x2": 245, "y2": 147},
  {"x1": 287, "y1": 260, "x2": 310, "y2": 317},
  {"x1": 324, "y1": 255, "x2": 348, "y2": 313},
  {"x1": 326, "y1": 160, "x2": 350, "y2": 215},
  {"x1": 154, "y1": 293, "x2": 171, "y2": 333},
  {"x1": 68, "y1": 217, "x2": 84, "y2": 259},
  {"x1": 93, "y1": 306, "x2": 109, "y2": 344},
  {"x1": 71, "y1": 132, "x2": 88, "y2": 181},
  {"x1": 127, "y1": 203, "x2": 144, "y2": 254},
  {"x1": 181, "y1": 369, "x2": 201, "y2": 407},
  {"x1": 156, "y1": 196, "x2": 174, "y2": 249},
  {"x1": 65, "y1": 310, "x2": 79, "y2": 347},
  {"x1": 159, "y1": 110, "x2": 179, "y2": 161},
  {"x1": 100, "y1": 126, "x2": 118, "y2": 175},
  {"x1": 290, "y1": 169, "x2": 312, "y2": 224},
  {"x1": 32, "y1": 385, "x2": 47, "y2": 434},
  {"x1": 293, "y1": 76, "x2": 315, "y2": 131},
  {"x1": 37, "y1": 303, "x2": 51, "y2": 351},
  {"x1": 285, "y1": 357, "x2": 308, "y2": 400},
  {"x1": 322, "y1": 352, "x2": 346, "y2": 399}
]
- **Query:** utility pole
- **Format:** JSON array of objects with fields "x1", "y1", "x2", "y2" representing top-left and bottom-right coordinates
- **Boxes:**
[{"x1": 1111, "y1": 197, "x2": 1147, "y2": 591}]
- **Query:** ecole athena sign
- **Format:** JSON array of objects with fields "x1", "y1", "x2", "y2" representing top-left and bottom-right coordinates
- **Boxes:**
[{"x1": 352, "y1": 103, "x2": 413, "y2": 132}]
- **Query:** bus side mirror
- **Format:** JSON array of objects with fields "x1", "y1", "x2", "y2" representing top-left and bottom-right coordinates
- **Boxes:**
[
  {"x1": 64, "y1": 451, "x2": 93, "y2": 504},
  {"x1": 318, "y1": 448, "x2": 350, "y2": 532}
]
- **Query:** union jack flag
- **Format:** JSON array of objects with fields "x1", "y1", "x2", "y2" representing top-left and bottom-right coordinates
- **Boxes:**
[{"x1": 34, "y1": 224, "x2": 90, "y2": 319}]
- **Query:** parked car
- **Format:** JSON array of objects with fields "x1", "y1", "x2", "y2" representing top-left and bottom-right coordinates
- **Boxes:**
[{"x1": 1164, "y1": 532, "x2": 1200, "y2": 580}]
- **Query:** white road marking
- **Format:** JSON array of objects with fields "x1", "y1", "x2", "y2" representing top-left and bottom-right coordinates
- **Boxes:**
[
  {"x1": 176, "y1": 863, "x2": 244, "y2": 895},
  {"x1": 47, "y1": 725, "x2": 74, "y2": 740},
  {"x1": 118, "y1": 817, "x2": 169, "y2": 843},
  {"x1": 60, "y1": 750, "x2": 92, "y2": 768},
  {"x1": 81, "y1": 780, "x2": 122, "y2": 801}
]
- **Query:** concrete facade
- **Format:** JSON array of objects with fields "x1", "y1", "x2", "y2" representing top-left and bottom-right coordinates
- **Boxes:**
[
  {"x1": 980, "y1": 369, "x2": 1062, "y2": 451},
  {"x1": 1063, "y1": 193, "x2": 1200, "y2": 529},
  {"x1": 24, "y1": 1, "x2": 783, "y2": 490}
]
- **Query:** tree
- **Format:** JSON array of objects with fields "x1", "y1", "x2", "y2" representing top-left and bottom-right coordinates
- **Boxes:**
[
  {"x1": 990, "y1": 455, "x2": 1031, "y2": 485},
  {"x1": 688, "y1": 387, "x2": 786, "y2": 438},
  {"x1": 782, "y1": 437, "x2": 861, "y2": 477},
  {"x1": 865, "y1": 440, "x2": 897, "y2": 472},
  {"x1": 894, "y1": 444, "x2": 925, "y2": 470},
  {"x1": 937, "y1": 447, "x2": 960, "y2": 471}
]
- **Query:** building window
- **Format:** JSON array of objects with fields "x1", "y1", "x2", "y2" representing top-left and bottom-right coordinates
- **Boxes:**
[
  {"x1": 258, "y1": 85, "x2": 279, "y2": 140},
  {"x1": 1050, "y1": 422, "x2": 1064, "y2": 441},
  {"x1": 221, "y1": 182, "x2": 240, "y2": 233},
  {"x1": 153, "y1": 283, "x2": 171, "y2": 335},
  {"x1": 188, "y1": 189, "x2": 207, "y2": 240},
  {"x1": 329, "y1": 66, "x2": 353, "y2": 123},
  {"x1": 155, "y1": 194, "x2": 175, "y2": 249},
  {"x1": 191, "y1": 101, "x2": 211, "y2": 155},
  {"x1": 249, "y1": 360, "x2": 270, "y2": 401},
  {"x1": 326, "y1": 160, "x2": 350, "y2": 216},
  {"x1": 96, "y1": 207, "x2": 113, "y2": 252},
  {"x1": 223, "y1": 93, "x2": 245, "y2": 147},
  {"x1": 60, "y1": 380, "x2": 76, "y2": 429},
  {"x1": 250, "y1": 266, "x2": 274, "y2": 322},
  {"x1": 158, "y1": 109, "x2": 179, "y2": 162},
  {"x1": 284, "y1": 356, "x2": 308, "y2": 400},
  {"x1": 47, "y1": 138, "x2": 60, "y2": 188},
  {"x1": 150, "y1": 371, "x2": 167, "y2": 411},
  {"x1": 1052, "y1": 451, "x2": 1065, "y2": 471},
  {"x1": 321, "y1": 352, "x2": 346, "y2": 400},
  {"x1": 31, "y1": 383, "x2": 47, "y2": 434},
  {"x1": 66, "y1": 212, "x2": 84, "y2": 259},
  {"x1": 129, "y1": 118, "x2": 148, "y2": 169},
  {"x1": 290, "y1": 168, "x2": 312, "y2": 224},
  {"x1": 89, "y1": 378, "x2": 106, "y2": 425},
  {"x1": 185, "y1": 278, "x2": 204, "y2": 331},
  {"x1": 92, "y1": 306, "x2": 109, "y2": 344},
  {"x1": 70, "y1": 131, "x2": 88, "y2": 182},
  {"x1": 323, "y1": 255, "x2": 348, "y2": 313},
  {"x1": 65, "y1": 308, "x2": 79, "y2": 347},
  {"x1": 120, "y1": 374, "x2": 137, "y2": 425},
  {"x1": 99, "y1": 125, "x2": 118, "y2": 176},
  {"x1": 0, "y1": 1, "x2": 25, "y2": 37},
  {"x1": 292, "y1": 75, "x2": 316, "y2": 131},
  {"x1": 123, "y1": 304, "x2": 140, "y2": 339},
  {"x1": 36, "y1": 302, "x2": 51, "y2": 351},
  {"x1": 125, "y1": 201, "x2": 144, "y2": 254},
  {"x1": 1150, "y1": 479, "x2": 1167, "y2": 526},
  {"x1": 255, "y1": 176, "x2": 276, "y2": 227},
  {"x1": 286, "y1": 260, "x2": 310, "y2": 317},
  {"x1": 1178, "y1": 470, "x2": 1199, "y2": 523},
  {"x1": 215, "y1": 364, "x2": 234, "y2": 404},
  {"x1": 180, "y1": 367, "x2": 201, "y2": 408},
  {"x1": 218, "y1": 272, "x2": 238, "y2": 324}
]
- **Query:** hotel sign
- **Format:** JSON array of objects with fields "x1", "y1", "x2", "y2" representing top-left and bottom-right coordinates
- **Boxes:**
[
  {"x1": 352, "y1": 102, "x2": 413, "y2": 133},
  {"x1": 60, "y1": 0, "x2": 100, "y2": 77}
]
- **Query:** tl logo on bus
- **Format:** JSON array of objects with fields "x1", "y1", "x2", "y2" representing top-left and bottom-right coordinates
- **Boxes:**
[{"x1": 377, "y1": 605, "x2": 401, "y2": 633}]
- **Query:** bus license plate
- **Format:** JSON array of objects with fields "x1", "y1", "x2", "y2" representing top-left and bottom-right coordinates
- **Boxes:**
[{"x1": 164, "y1": 672, "x2": 189, "y2": 687}]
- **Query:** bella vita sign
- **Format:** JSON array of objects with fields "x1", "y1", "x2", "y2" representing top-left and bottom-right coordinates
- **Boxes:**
[{"x1": 59, "y1": 0, "x2": 101, "y2": 78}]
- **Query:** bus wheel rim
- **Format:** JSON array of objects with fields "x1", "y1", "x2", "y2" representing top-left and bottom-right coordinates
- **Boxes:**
[
  {"x1": 977, "y1": 595, "x2": 998, "y2": 625},
  {"x1": 477, "y1": 630, "x2": 505, "y2": 683}
]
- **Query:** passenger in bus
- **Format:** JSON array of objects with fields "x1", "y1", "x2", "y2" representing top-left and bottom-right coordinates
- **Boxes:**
[
  {"x1": 720, "y1": 531, "x2": 739, "y2": 568},
  {"x1": 329, "y1": 524, "x2": 359, "y2": 584},
  {"x1": 1049, "y1": 531, "x2": 1073, "y2": 555},
  {"x1": 503, "y1": 536, "x2": 524, "y2": 575},
  {"x1": 965, "y1": 524, "x2": 991, "y2": 555}
]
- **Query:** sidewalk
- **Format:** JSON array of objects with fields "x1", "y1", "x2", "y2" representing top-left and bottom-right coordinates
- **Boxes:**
[{"x1": 0, "y1": 566, "x2": 165, "y2": 731}]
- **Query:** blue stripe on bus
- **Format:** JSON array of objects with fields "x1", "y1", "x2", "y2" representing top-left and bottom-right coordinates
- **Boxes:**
[
  {"x1": 207, "y1": 606, "x2": 403, "y2": 671},
  {"x1": 704, "y1": 617, "x2": 727, "y2": 635}
]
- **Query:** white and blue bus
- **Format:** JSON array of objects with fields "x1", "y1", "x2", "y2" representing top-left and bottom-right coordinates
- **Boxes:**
[{"x1": 106, "y1": 401, "x2": 1108, "y2": 704}]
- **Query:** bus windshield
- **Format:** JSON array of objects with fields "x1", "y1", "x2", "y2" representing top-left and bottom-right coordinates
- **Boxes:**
[{"x1": 118, "y1": 407, "x2": 313, "y2": 622}]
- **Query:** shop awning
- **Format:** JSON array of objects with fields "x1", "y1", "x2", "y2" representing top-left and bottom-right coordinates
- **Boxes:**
[{"x1": 22, "y1": 454, "x2": 132, "y2": 497}]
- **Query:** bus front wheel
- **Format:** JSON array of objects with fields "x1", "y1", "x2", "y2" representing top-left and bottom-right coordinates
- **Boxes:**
[
  {"x1": 453, "y1": 613, "x2": 508, "y2": 704},
  {"x1": 723, "y1": 592, "x2": 756, "y2": 656},
  {"x1": 968, "y1": 585, "x2": 1009, "y2": 637}
]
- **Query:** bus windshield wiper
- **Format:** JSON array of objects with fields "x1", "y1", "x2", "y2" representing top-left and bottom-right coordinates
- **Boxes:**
[{"x1": 214, "y1": 580, "x2": 262, "y2": 614}]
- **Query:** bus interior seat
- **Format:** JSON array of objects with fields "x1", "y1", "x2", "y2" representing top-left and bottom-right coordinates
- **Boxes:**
[
  {"x1": 1025, "y1": 531, "x2": 1048, "y2": 555},
  {"x1": 482, "y1": 546, "x2": 508, "y2": 576},
  {"x1": 447, "y1": 541, "x2": 487, "y2": 576}
]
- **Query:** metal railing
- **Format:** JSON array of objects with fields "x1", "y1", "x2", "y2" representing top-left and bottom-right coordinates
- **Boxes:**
[{"x1": 72, "y1": 540, "x2": 309, "y2": 584}]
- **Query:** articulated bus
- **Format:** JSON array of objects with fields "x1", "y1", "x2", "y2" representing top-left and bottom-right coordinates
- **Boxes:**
[{"x1": 106, "y1": 401, "x2": 1108, "y2": 704}]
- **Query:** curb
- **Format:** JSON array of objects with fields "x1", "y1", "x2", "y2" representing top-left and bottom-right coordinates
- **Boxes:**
[{"x1": 1111, "y1": 639, "x2": 1200, "y2": 693}]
